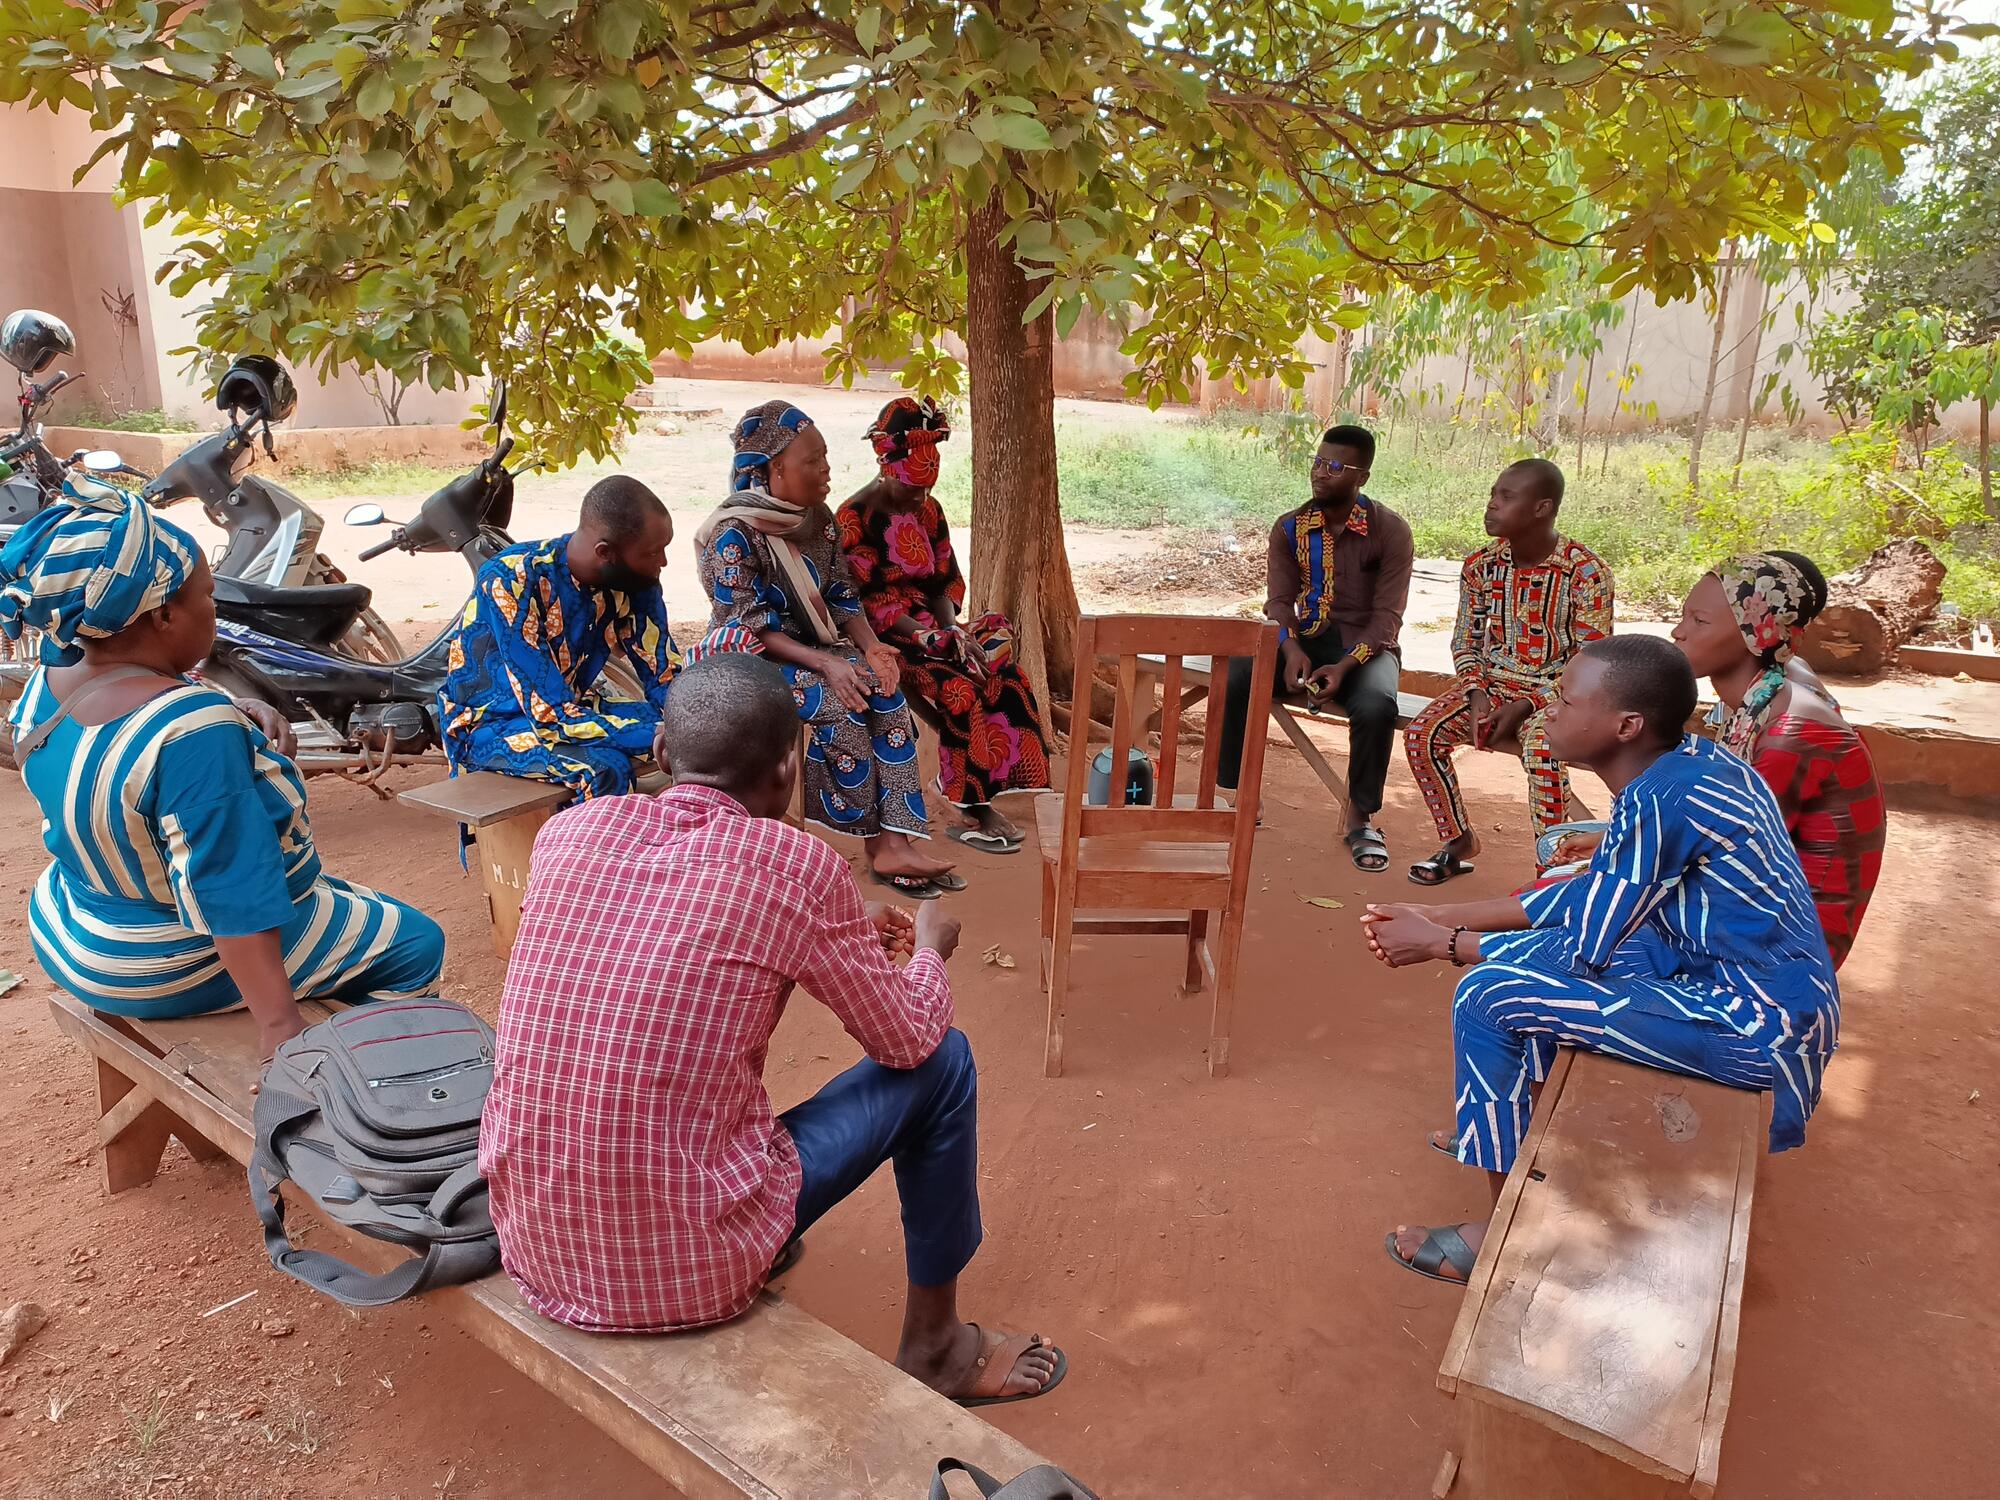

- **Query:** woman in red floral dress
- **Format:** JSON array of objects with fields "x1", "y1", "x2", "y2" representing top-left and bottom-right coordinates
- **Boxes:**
[{"x1": 836, "y1": 398, "x2": 1051, "y2": 850}]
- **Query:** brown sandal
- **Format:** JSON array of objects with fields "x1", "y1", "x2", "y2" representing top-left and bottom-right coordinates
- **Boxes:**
[{"x1": 956, "y1": 1325, "x2": 1069, "y2": 1409}]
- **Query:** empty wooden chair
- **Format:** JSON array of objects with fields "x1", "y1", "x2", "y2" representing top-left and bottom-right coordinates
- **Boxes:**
[{"x1": 1037, "y1": 614, "x2": 1278, "y2": 1078}]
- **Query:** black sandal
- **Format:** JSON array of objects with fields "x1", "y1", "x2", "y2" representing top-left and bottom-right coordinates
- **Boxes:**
[
  {"x1": 871, "y1": 870, "x2": 944, "y2": 901},
  {"x1": 1384, "y1": 1223, "x2": 1480, "y2": 1284},
  {"x1": 1346, "y1": 824, "x2": 1389, "y2": 872},
  {"x1": 1408, "y1": 847, "x2": 1476, "y2": 886}
]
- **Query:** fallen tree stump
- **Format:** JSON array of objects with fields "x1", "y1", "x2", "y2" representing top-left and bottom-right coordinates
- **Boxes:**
[{"x1": 1799, "y1": 539, "x2": 1946, "y2": 676}]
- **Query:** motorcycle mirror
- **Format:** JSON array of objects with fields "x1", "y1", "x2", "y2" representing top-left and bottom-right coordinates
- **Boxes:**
[
  {"x1": 80, "y1": 449, "x2": 124, "y2": 473},
  {"x1": 344, "y1": 503, "x2": 388, "y2": 526}
]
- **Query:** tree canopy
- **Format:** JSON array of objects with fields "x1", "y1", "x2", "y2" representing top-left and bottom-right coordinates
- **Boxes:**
[{"x1": 0, "y1": 0, "x2": 1974, "y2": 457}]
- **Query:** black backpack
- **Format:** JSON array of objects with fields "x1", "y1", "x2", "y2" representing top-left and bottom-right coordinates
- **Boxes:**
[{"x1": 248, "y1": 999, "x2": 500, "y2": 1306}]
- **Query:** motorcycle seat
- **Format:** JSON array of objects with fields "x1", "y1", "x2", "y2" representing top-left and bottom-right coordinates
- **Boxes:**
[{"x1": 213, "y1": 574, "x2": 373, "y2": 648}]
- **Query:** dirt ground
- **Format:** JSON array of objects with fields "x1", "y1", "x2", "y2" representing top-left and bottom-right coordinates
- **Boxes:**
[{"x1": 2, "y1": 709, "x2": 1997, "y2": 1498}]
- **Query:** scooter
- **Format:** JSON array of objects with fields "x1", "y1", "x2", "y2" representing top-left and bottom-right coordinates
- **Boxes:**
[
  {"x1": 142, "y1": 356, "x2": 405, "y2": 664},
  {"x1": 194, "y1": 385, "x2": 520, "y2": 785}
]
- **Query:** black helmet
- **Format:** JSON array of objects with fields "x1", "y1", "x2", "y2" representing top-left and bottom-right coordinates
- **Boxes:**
[
  {"x1": 0, "y1": 309, "x2": 76, "y2": 377},
  {"x1": 216, "y1": 355, "x2": 298, "y2": 422}
]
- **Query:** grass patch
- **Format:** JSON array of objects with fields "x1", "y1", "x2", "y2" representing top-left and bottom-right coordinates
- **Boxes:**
[
  {"x1": 283, "y1": 460, "x2": 467, "y2": 500},
  {"x1": 60, "y1": 405, "x2": 202, "y2": 434},
  {"x1": 937, "y1": 412, "x2": 2000, "y2": 623}
]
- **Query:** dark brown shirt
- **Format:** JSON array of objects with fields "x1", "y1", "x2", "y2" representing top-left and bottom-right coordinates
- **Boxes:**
[{"x1": 1263, "y1": 495, "x2": 1415, "y2": 655}]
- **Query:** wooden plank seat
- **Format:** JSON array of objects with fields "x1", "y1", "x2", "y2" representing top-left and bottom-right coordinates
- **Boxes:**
[
  {"x1": 1432, "y1": 1049, "x2": 1767, "y2": 1500},
  {"x1": 1135, "y1": 654, "x2": 1518, "y2": 819},
  {"x1": 400, "y1": 772, "x2": 573, "y2": 959},
  {"x1": 49, "y1": 991, "x2": 1055, "y2": 1498}
]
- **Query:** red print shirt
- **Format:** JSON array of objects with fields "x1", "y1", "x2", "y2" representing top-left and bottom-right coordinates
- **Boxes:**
[{"x1": 479, "y1": 784, "x2": 954, "y2": 1332}]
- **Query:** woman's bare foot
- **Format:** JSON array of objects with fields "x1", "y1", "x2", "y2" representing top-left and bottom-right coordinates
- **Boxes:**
[
  {"x1": 869, "y1": 831, "x2": 956, "y2": 881},
  {"x1": 897, "y1": 1320, "x2": 1060, "y2": 1401},
  {"x1": 1388, "y1": 1220, "x2": 1488, "y2": 1283},
  {"x1": 966, "y1": 803, "x2": 1021, "y2": 843},
  {"x1": 1427, "y1": 1127, "x2": 1457, "y2": 1155}
]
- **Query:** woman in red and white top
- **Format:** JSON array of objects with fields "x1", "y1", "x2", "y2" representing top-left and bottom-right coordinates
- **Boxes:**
[{"x1": 1669, "y1": 551, "x2": 1885, "y2": 968}]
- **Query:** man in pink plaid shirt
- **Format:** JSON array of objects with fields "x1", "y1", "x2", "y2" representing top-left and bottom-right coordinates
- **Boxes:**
[{"x1": 480, "y1": 652, "x2": 1065, "y2": 1407}]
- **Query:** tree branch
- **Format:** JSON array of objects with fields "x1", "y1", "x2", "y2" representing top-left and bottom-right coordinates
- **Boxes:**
[{"x1": 691, "y1": 96, "x2": 878, "y2": 184}]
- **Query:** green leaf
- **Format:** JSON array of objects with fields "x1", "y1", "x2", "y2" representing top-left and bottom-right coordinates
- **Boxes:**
[
  {"x1": 592, "y1": 176, "x2": 635, "y2": 214},
  {"x1": 854, "y1": 7, "x2": 883, "y2": 56},
  {"x1": 630, "y1": 178, "x2": 678, "y2": 216},
  {"x1": 942, "y1": 130, "x2": 983, "y2": 168},
  {"x1": 831, "y1": 157, "x2": 874, "y2": 198},
  {"x1": 593, "y1": 0, "x2": 643, "y2": 61},
  {"x1": 362, "y1": 147, "x2": 404, "y2": 177},
  {"x1": 236, "y1": 45, "x2": 278, "y2": 82},
  {"x1": 566, "y1": 197, "x2": 598, "y2": 254},
  {"x1": 354, "y1": 69, "x2": 393, "y2": 120},
  {"x1": 988, "y1": 114, "x2": 1051, "y2": 151}
]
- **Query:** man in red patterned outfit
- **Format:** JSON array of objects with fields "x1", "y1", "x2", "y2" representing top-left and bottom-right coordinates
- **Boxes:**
[
  {"x1": 1403, "y1": 459, "x2": 1614, "y2": 885},
  {"x1": 479, "y1": 652, "x2": 1065, "y2": 1408}
]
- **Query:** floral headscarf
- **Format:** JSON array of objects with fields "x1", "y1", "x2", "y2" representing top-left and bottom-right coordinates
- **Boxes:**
[
  {"x1": 1709, "y1": 552, "x2": 1813, "y2": 757},
  {"x1": 866, "y1": 396, "x2": 949, "y2": 490}
]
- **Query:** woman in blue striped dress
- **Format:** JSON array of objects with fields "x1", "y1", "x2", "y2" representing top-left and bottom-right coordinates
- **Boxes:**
[
  {"x1": 1, "y1": 481, "x2": 444, "y2": 1059},
  {"x1": 1360, "y1": 637, "x2": 1837, "y2": 1284}
]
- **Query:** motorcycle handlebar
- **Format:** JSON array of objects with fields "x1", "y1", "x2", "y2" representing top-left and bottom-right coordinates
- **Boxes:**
[{"x1": 357, "y1": 533, "x2": 401, "y2": 561}]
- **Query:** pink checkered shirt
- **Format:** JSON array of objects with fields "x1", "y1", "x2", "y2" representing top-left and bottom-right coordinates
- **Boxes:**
[{"x1": 479, "y1": 784, "x2": 954, "y2": 1332}]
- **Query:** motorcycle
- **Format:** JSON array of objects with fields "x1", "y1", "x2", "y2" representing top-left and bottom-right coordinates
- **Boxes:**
[
  {"x1": 193, "y1": 384, "x2": 520, "y2": 785},
  {"x1": 142, "y1": 355, "x2": 405, "y2": 665}
]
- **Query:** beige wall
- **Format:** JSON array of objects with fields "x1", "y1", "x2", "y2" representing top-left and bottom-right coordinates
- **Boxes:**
[{"x1": 1, "y1": 102, "x2": 480, "y2": 431}]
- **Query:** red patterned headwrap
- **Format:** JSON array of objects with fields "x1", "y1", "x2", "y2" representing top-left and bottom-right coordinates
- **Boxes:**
[{"x1": 867, "y1": 395, "x2": 950, "y2": 490}]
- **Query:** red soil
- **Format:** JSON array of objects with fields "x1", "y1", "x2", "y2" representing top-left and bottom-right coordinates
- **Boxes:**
[{"x1": 0, "y1": 729, "x2": 1995, "y2": 1498}]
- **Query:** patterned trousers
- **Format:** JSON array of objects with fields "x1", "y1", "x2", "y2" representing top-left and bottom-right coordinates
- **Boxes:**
[
  {"x1": 1404, "y1": 679, "x2": 1569, "y2": 843},
  {"x1": 1449, "y1": 933, "x2": 1778, "y2": 1172}
]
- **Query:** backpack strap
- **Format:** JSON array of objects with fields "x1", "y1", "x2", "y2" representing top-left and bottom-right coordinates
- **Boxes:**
[
  {"x1": 249, "y1": 1086, "x2": 499, "y2": 1309},
  {"x1": 929, "y1": 1460, "x2": 1099, "y2": 1500}
]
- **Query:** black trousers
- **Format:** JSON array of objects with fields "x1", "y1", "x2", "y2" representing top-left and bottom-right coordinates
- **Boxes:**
[{"x1": 1215, "y1": 628, "x2": 1401, "y2": 816}]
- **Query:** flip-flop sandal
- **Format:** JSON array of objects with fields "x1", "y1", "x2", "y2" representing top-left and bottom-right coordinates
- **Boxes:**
[
  {"x1": 930, "y1": 870, "x2": 969, "y2": 892},
  {"x1": 946, "y1": 826, "x2": 1023, "y2": 853},
  {"x1": 1408, "y1": 847, "x2": 1476, "y2": 886},
  {"x1": 871, "y1": 871, "x2": 945, "y2": 901},
  {"x1": 1346, "y1": 825, "x2": 1390, "y2": 872},
  {"x1": 1384, "y1": 1224, "x2": 1480, "y2": 1285},
  {"x1": 956, "y1": 1327, "x2": 1069, "y2": 1409},
  {"x1": 1427, "y1": 1132, "x2": 1458, "y2": 1158},
  {"x1": 767, "y1": 1236, "x2": 805, "y2": 1280}
]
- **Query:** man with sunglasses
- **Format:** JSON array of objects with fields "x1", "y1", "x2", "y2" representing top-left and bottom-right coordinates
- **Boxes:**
[{"x1": 1217, "y1": 423, "x2": 1413, "y2": 871}]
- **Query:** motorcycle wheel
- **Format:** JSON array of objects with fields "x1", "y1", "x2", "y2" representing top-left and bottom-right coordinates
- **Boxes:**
[{"x1": 339, "y1": 606, "x2": 405, "y2": 664}]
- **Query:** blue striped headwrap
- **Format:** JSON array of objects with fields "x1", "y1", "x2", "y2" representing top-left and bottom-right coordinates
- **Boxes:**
[
  {"x1": 0, "y1": 475, "x2": 200, "y2": 665},
  {"x1": 729, "y1": 400, "x2": 815, "y2": 493}
]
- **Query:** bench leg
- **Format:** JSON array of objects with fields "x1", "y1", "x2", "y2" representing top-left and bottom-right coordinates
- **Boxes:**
[
  {"x1": 1206, "y1": 900, "x2": 1250, "y2": 1079},
  {"x1": 96, "y1": 1059, "x2": 175, "y2": 1194},
  {"x1": 1270, "y1": 706, "x2": 1352, "y2": 823},
  {"x1": 1043, "y1": 891, "x2": 1075, "y2": 1079}
]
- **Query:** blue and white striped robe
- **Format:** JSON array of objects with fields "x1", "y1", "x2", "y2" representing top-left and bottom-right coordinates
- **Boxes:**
[
  {"x1": 10, "y1": 673, "x2": 442, "y2": 1018},
  {"x1": 1452, "y1": 734, "x2": 1838, "y2": 1171}
]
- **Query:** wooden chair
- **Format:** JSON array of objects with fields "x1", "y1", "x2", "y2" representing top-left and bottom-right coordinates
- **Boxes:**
[{"x1": 1037, "y1": 614, "x2": 1278, "y2": 1079}]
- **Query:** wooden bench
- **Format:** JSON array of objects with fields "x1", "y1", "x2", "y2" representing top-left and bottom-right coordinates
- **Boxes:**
[
  {"x1": 400, "y1": 773, "x2": 572, "y2": 959},
  {"x1": 1136, "y1": 653, "x2": 1431, "y2": 816},
  {"x1": 1432, "y1": 1049, "x2": 1768, "y2": 1500},
  {"x1": 49, "y1": 992, "x2": 1057, "y2": 1498}
]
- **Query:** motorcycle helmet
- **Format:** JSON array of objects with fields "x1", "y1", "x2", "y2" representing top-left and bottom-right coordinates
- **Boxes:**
[
  {"x1": 215, "y1": 354, "x2": 298, "y2": 422},
  {"x1": 0, "y1": 309, "x2": 76, "y2": 377}
]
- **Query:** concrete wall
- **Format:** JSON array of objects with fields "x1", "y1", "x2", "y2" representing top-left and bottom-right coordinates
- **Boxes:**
[{"x1": 0, "y1": 102, "x2": 480, "y2": 432}]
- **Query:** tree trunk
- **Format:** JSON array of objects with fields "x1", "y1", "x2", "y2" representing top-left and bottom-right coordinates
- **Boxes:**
[
  {"x1": 1602, "y1": 294, "x2": 1641, "y2": 477},
  {"x1": 963, "y1": 192, "x2": 1078, "y2": 726},
  {"x1": 1731, "y1": 275, "x2": 1771, "y2": 490},
  {"x1": 1575, "y1": 347, "x2": 1595, "y2": 476},
  {"x1": 1981, "y1": 394, "x2": 1993, "y2": 518},
  {"x1": 1799, "y1": 538, "x2": 1947, "y2": 676},
  {"x1": 1688, "y1": 250, "x2": 1737, "y2": 492}
]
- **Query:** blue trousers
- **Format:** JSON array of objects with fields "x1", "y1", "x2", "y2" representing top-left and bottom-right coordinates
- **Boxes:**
[
  {"x1": 1451, "y1": 933, "x2": 1776, "y2": 1172},
  {"x1": 781, "y1": 1028, "x2": 984, "y2": 1289}
]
